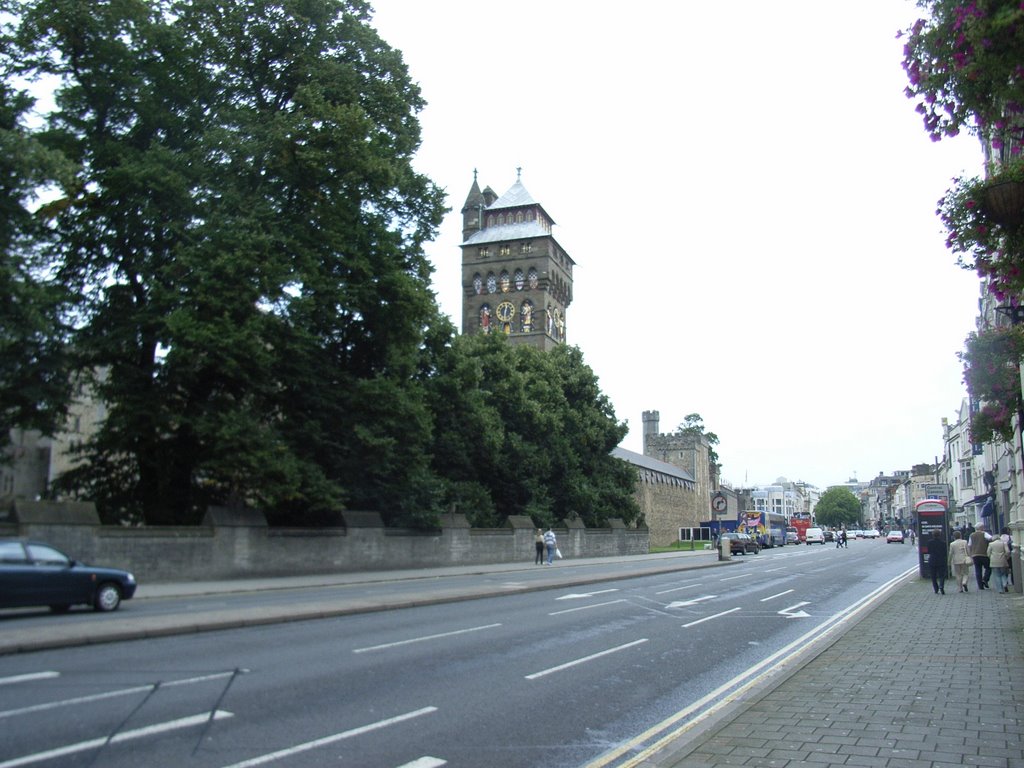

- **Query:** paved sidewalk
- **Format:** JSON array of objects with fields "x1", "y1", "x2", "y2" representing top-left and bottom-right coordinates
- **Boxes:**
[{"x1": 645, "y1": 576, "x2": 1024, "y2": 768}]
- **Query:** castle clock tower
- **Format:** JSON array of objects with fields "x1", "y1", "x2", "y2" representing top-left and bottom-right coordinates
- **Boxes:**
[{"x1": 460, "y1": 170, "x2": 574, "y2": 351}]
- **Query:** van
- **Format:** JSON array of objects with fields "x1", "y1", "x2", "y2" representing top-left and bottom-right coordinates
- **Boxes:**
[{"x1": 804, "y1": 527, "x2": 825, "y2": 545}]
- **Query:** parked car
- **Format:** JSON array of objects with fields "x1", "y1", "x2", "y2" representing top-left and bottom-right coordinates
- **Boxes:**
[
  {"x1": 823, "y1": 530, "x2": 835, "y2": 542},
  {"x1": 863, "y1": 528, "x2": 880, "y2": 539},
  {"x1": 785, "y1": 527, "x2": 799, "y2": 545},
  {"x1": 0, "y1": 539, "x2": 137, "y2": 612},
  {"x1": 886, "y1": 530, "x2": 904, "y2": 544},
  {"x1": 721, "y1": 532, "x2": 760, "y2": 555},
  {"x1": 804, "y1": 527, "x2": 825, "y2": 545}
]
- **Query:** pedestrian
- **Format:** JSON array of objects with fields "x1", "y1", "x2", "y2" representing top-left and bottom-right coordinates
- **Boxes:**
[
  {"x1": 968, "y1": 523, "x2": 992, "y2": 589},
  {"x1": 840, "y1": 528, "x2": 848, "y2": 548},
  {"x1": 835, "y1": 528, "x2": 842, "y2": 549},
  {"x1": 908, "y1": 528, "x2": 916, "y2": 546},
  {"x1": 543, "y1": 527, "x2": 557, "y2": 565},
  {"x1": 1000, "y1": 527, "x2": 1014, "y2": 587},
  {"x1": 534, "y1": 528, "x2": 545, "y2": 565},
  {"x1": 988, "y1": 534, "x2": 1011, "y2": 593},
  {"x1": 926, "y1": 529, "x2": 948, "y2": 594},
  {"x1": 949, "y1": 530, "x2": 972, "y2": 593}
]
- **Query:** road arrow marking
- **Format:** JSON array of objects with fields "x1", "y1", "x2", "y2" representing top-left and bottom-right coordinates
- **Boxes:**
[
  {"x1": 778, "y1": 601, "x2": 811, "y2": 618},
  {"x1": 555, "y1": 589, "x2": 619, "y2": 600},
  {"x1": 666, "y1": 595, "x2": 718, "y2": 609}
]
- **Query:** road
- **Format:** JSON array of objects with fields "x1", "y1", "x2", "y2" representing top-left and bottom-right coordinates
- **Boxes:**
[{"x1": 0, "y1": 538, "x2": 918, "y2": 768}]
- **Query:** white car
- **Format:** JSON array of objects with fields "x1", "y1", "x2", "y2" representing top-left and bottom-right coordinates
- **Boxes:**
[
  {"x1": 804, "y1": 527, "x2": 825, "y2": 544},
  {"x1": 862, "y1": 529, "x2": 880, "y2": 539}
]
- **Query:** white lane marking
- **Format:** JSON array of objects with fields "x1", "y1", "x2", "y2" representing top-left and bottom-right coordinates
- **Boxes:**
[
  {"x1": 718, "y1": 574, "x2": 749, "y2": 581},
  {"x1": 550, "y1": 599, "x2": 627, "y2": 616},
  {"x1": 397, "y1": 758, "x2": 446, "y2": 768},
  {"x1": 0, "y1": 671, "x2": 239, "y2": 720},
  {"x1": 352, "y1": 624, "x2": 501, "y2": 653},
  {"x1": 655, "y1": 581, "x2": 702, "y2": 595},
  {"x1": 763, "y1": 567, "x2": 786, "y2": 573},
  {"x1": 556, "y1": 589, "x2": 620, "y2": 600},
  {"x1": 760, "y1": 590, "x2": 795, "y2": 602},
  {"x1": 220, "y1": 707, "x2": 438, "y2": 768},
  {"x1": 587, "y1": 565, "x2": 919, "y2": 768},
  {"x1": 681, "y1": 607, "x2": 742, "y2": 628},
  {"x1": 778, "y1": 602, "x2": 811, "y2": 619},
  {"x1": 0, "y1": 710, "x2": 233, "y2": 768},
  {"x1": 525, "y1": 639, "x2": 648, "y2": 680},
  {"x1": 0, "y1": 672, "x2": 58, "y2": 687},
  {"x1": 666, "y1": 595, "x2": 717, "y2": 609}
]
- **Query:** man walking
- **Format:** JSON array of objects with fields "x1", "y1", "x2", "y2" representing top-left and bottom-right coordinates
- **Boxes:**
[
  {"x1": 968, "y1": 523, "x2": 992, "y2": 590},
  {"x1": 543, "y1": 527, "x2": 558, "y2": 565}
]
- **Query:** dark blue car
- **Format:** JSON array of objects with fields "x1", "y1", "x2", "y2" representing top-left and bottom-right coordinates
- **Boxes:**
[{"x1": 0, "y1": 539, "x2": 137, "y2": 612}]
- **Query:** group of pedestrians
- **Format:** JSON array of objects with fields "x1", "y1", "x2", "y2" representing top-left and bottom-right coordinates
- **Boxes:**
[
  {"x1": 533, "y1": 527, "x2": 559, "y2": 565},
  {"x1": 926, "y1": 523, "x2": 1014, "y2": 595}
]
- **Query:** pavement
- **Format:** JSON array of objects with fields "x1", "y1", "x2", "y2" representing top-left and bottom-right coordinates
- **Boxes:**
[{"x1": 2, "y1": 551, "x2": 1023, "y2": 767}]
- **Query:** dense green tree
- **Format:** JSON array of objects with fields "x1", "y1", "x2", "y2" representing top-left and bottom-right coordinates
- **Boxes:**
[
  {"x1": 813, "y1": 487, "x2": 862, "y2": 529},
  {"x1": 427, "y1": 334, "x2": 639, "y2": 529},
  {"x1": 6, "y1": 0, "x2": 445, "y2": 523},
  {"x1": 675, "y1": 412, "x2": 719, "y2": 465}
]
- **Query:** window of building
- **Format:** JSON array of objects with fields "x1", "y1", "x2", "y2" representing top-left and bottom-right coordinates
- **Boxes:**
[
  {"x1": 520, "y1": 241, "x2": 532, "y2": 254},
  {"x1": 959, "y1": 461, "x2": 972, "y2": 489},
  {"x1": 478, "y1": 247, "x2": 489, "y2": 260},
  {"x1": 514, "y1": 269, "x2": 525, "y2": 290},
  {"x1": 499, "y1": 244, "x2": 510, "y2": 257}
]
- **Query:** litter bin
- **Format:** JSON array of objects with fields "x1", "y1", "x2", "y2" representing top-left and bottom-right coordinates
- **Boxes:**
[{"x1": 719, "y1": 538, "x2": 731, "y2": 561}]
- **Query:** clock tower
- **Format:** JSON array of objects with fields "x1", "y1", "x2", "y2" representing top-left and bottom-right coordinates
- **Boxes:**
[{"x1": 460, "y1": 170, "x2": 574, "y2": 351}]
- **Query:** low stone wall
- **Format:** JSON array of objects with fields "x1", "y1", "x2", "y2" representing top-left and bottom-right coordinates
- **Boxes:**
[{"x1": 1, "y1": 502, "x2": 649, "y2": 583}]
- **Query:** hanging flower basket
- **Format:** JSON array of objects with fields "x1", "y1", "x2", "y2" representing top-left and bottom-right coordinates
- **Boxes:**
[{"x1": 983, "y1": 180, "x2": 1024, "y2": 230}]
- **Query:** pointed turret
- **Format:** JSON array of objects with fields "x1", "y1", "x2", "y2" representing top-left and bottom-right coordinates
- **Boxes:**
[{"x1": 461, "y1": 169, "x2": 486, "y2": 241}]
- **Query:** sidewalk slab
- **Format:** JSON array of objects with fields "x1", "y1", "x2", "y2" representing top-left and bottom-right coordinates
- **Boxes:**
[{"x1": 648, "y1": 577, "x2": 1024, "y2": 768}]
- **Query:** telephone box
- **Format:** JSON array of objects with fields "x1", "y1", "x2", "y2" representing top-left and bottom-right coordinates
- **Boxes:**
[{"x1": 915, "y1": 498, "x2": 949, "y2": 578}]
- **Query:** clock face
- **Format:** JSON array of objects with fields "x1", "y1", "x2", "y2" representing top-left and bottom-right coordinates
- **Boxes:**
[{"x1": 496, "y1": 301, "x2": 515, "y2": 323}]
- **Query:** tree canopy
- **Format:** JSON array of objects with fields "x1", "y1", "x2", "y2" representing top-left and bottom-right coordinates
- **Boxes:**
[{"x1": 813, "y1": 487, "x2": 863, "y2": 529}]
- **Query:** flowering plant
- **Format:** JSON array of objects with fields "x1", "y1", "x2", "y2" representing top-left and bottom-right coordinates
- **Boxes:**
[
  {"x1": 959, "y1": 324, "x2": 1024, "y2": 442},
  {"x1": 900, "y1": 0, "x2": 1024, "y2": 146},
  {"x1": 938, "y1": 158, "x2": 1024, "y2": 300}
]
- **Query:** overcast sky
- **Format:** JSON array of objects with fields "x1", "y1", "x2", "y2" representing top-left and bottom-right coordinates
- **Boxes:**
[{"x1": 370, "y1": 0, "x2": 986, "y2": 489}]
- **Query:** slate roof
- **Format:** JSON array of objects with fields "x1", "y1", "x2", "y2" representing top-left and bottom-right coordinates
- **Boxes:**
[
  {"x1": 462, "y1": 220, "x2": 551, "y2": 246},
  {"x1": 612, "y1": 446, "x2": 696, "y2": 484}
]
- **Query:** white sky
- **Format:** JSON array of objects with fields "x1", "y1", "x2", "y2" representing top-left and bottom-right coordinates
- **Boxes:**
[{"x1": 370, "y1": 0, "x2": 986, "y2": 489}]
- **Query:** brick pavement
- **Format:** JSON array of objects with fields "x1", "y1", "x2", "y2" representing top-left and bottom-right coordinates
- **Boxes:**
[{"x1": 652, "y1": 576, "x2": 1024, "y2": 768}]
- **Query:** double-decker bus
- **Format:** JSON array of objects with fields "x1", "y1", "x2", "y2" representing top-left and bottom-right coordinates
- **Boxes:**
[
  {"x1": 789, "y1": 514, "x2": 812, "y2": 544},
  {"x1": 742, "y1": 510, "x2": 787, "y2": 548}
]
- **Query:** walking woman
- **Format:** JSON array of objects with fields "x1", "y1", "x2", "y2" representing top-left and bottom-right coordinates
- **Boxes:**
[
  {"x1": 949, "y1": 530, "x2": 972, "y2": 592},
  {"x1": 988, "y1": 534, "x2": 1011, "y2": 593},
  {"x1": 534, "y1": 529, "x2": 545, "y2": 565},
  {"x1": 927, "y1": 529, "x2": 948, "y2": 594}
]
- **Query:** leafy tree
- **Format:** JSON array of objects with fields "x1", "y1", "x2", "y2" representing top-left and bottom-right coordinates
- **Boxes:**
[
  {"x1": 676, "y1": 413, "x2": 719, "y2": 465},
  {"x1": 813, "y1": 487, "x2": 862, "y2": 529},
  {"x1": 0, "y1": 16, "x2": 75, "y2": 453},
  {"x1": 427, "y1": 334, "x2": 639, "y2": 529},
  {"x1": 6, "y1": 0, "x2": 445, "y2": 524}
]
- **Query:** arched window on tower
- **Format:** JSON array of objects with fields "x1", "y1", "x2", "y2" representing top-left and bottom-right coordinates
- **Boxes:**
[
  {"x1": 528, "y1": 268, "x2": 539, "y2": 289},
  {"x1": 473, "y1": 274, "x2": 483, "y2": 294},
  {"x1": 514, "y1": 269, "x2": 525, "y2": 290}
]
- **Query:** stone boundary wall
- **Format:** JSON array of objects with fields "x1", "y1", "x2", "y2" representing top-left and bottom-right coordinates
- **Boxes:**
[{"x1": 0, "y1": 502, "x2": 648, "y2": 583}]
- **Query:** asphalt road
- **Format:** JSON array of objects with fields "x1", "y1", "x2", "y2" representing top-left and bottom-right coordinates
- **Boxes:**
[{"x1": 0, "y1": 539, "x2": 917, "y2": 768}]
